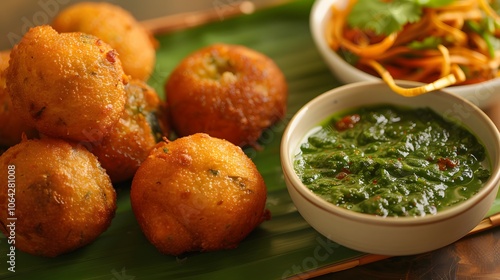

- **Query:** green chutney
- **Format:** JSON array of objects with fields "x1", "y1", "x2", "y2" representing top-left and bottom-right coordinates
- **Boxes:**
[{"x1": 294, "y1": 105, "x2": 491, "y2": 217}]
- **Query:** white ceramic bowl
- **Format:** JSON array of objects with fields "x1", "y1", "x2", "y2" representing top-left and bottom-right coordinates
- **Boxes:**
[
  {"x1": 280, "y1": 80, "x2": 500, "y2": 255},
  {"x1": 310, "y1": 0, "x2": 500, "y2": 109}
]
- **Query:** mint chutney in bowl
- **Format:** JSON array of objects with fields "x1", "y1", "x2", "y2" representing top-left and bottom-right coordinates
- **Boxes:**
[
  {"x1": 280, "y1": 81, "x2": 500, "y2": 256},
  {"x1": 295, "y1": 104, "x2": 490, "y2": 217}
]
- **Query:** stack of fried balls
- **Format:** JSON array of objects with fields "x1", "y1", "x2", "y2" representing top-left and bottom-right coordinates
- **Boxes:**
[{"x1": 0, "y1": 1, "x2": 287, "y2": 257}]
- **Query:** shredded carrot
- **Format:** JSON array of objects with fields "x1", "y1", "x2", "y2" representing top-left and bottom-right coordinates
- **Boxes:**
[
  {"x1": 438, "y1": 44, "x2": 451, "y2": 77},
  {"x1": 430, "y1": 10, "x2": 467, "y2": 46},
  {"x1": 330, "y1": 2, "x2": 397, "y2": 58},
  {"x1": 479, "y1": 0, "x2": 500, "y2": 25}
]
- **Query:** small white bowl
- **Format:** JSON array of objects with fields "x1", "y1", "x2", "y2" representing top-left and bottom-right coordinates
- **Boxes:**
[
  {"x1": 309, "y1": 0, "x2": 500, "y2": 109},
  {"x1": 280, "y1": 81, "x2": 500, "y2": 255}
]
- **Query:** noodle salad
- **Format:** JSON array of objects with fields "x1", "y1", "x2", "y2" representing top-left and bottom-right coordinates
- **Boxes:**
[{"x1": 326, "y1": 0, "x2": 500, "y2": 96}]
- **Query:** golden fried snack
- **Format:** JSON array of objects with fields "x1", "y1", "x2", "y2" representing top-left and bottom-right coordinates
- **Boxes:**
[
  {"x1": 89, "y1": 79, "x2": 169, "y2": 183},
  {"x1": 52, "y1": 2, "x2": 157, "y2": 80},
  {"x1": 165, "y1": 43, "x2": 288, "y2": 147},
  {"x1": 131, "y1": 133, "x2": 270, "y2": 255},
  {"x1": 0, "y1": 138, "x2": 116, "y2": 257},
  {"x1": 0, "y1": 50, "x2": 36, "y2": 147},
  {"x1": 0, "y1": 88, "x2": 37, "y2": 147},
  {"x1": 6, "y1": 25, "x2": 127, "y2": 142},
  {"x1": 0, "y1": 50, "x2": 9, "y2": 82}
]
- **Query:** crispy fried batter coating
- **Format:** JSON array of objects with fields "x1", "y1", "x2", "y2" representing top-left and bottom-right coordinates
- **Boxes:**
[
  {"x1": 52, "y1": 2, "x2": 157, "y2": 81},
  {"x1": 89, "y1": 79, "x2": 169, "y2": 183},
  {"x1": 0, "y1": 50, "x2": 36, "y2": 147},
  {"x1": 0, "y1": 138, "x2": 116, "y2": 257},
  {"x1": 0, "y1": 50, "x2": 9, "y2": 86},
  {"x1": 6, "y1": 25, "x2": 127, "y2": 142},
  {"x1": 165, "y1": 43, "x2": 287, "y2": 147},
  {"x1": 131, "y1": 133, "x2": 270, "y2": 255}
]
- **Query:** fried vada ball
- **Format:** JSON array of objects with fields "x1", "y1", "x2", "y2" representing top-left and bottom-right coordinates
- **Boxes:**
[
  {"x1": 0, "y1": 50, "x2": 37, "y2": 147},
  {"x1": 165, "y1": 43, "x2": 287, "y2": 147},
  {"x1": 52, "y1": 2, "x2": 157, "y2": 80},
  {"x1": 131, "y1": 133, "x2": 270, "y2": 255},
  {"x1": 0, "y1": 138, "x2": 116, "y2": 257},
  {"x1": 0, "y1": 87, "x2": 37, "y2": 147},
  {"x1": 89, "y1": 79, "x2": 169, "y2": 183},
  {"x1": 6, "y1": 25, "x2": 127, "y2": 142}
]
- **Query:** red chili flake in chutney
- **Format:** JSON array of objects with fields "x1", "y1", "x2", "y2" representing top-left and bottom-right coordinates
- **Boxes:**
[
  {"x1": 336, "y1": 172, "x2": 348, "y2": 179},
  {"x1": 437, "y1": 158, "x2": 457, "y2": 171},
  {"x1": 335, "y1": 114, "x2": 361, "y2": 131}
]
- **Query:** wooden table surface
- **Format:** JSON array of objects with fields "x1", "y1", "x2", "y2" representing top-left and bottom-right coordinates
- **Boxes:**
[
  {"x1": 315, "y1": 102, "x2": 500, "y2": 279},
  {"x1": 320, "y1": 227, "x2": 500, "y2": 279}
]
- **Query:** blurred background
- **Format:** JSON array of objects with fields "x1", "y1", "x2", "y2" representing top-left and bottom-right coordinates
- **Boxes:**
[{"x1": 0, "y1": 0, "x2": 285, "y2": 50}]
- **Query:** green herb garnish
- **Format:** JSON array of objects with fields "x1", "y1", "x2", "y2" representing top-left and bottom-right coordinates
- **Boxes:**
[{"x1": 347, "y1": 0, "x2": 454, "y2": 36}]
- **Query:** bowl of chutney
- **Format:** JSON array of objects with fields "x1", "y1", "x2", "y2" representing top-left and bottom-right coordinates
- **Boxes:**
[{"x1": 280, "y1": 80, "x2": 500, "y2": 256}]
